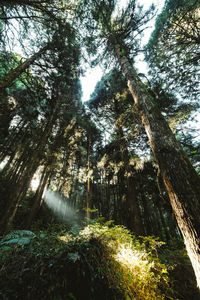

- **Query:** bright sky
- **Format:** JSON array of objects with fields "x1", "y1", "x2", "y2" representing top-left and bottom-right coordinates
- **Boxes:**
[{"x1": 80, "y1": 0, "x2": 165, "y2": 102}]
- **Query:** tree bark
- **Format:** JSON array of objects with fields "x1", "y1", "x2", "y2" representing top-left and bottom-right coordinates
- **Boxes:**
[
  {"x1": 114, "y1": 44, "x2": 200, "y2": 288},
  {"x1": 156, "y1": 199, "x2": 171, "y2": 242},
  {"x1": 127, "y1": 175, "x2": 144, "y2": 235},
  {"x1": 139, "y1": 175, "x2": 153, "y2": 236},
  {"x1": 0, "y1": 43, "x2": 50, "y2": 94},
  {"x1": 26, "y1": 167, "x2": 50, "y2": 228},
  {"x1": 114, "y1": 106, "x2": 143, "y2": 235},
  {"x1": 86, "y1": 134, "x2": 91, "y2": 220}
]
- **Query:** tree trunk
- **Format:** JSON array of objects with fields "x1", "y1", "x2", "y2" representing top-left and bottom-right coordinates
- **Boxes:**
[
  {"x1": 26, "y1": 167, "x2": 50, "y2": 228},
  {"x1": 86, "y1": 134, "x2": 91, "y2": 221},
  {"x1": 127, "y1": 176, "x2": 144, "y2": 235},
  {"x1": 114, "y1": 108, "x2": 143, "y2": 235},
  {"x1": 0, "y1": 99, "x2": 60, "y2": 234},
  {"x1": 139, "y1": 184, "x2": 153, "y2": 236},
  {"x1": 0, "y1": 120, "x2": 27, "y2": 162},
  {"x1": 114, "y1": 44, "x2": 200, "y2": 288},
  {"x1": 0, "y1": 43, "x2": 50, "y2": 94},
  {"x1": 156, "y1": 200, "x2": 171, "y2": 242}
]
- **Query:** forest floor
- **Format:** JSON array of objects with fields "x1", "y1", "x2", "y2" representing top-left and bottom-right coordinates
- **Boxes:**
[{"x1": 0, "y1": 221, "x2": 199, "y2": 300}]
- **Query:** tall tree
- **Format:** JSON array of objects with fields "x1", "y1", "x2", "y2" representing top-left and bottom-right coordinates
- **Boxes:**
[
  {"x1": 88, "y1": 69, "x2": 144, "y2": 234},
  {"x1": 0, "y1": 16, "x2": 83, "y2": 233},
  {"x1": 79, "y1": 0, "x2": 200, "y2": 287}
]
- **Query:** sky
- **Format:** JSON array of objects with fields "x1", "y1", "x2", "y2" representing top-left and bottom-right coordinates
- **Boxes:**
[{"x1": 80, "y1": 0, "x2": 165, "y2": 102}]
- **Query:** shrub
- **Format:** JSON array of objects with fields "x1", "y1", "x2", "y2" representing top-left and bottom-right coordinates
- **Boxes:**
[{"x1": 0, "y1": 221, "x2": 198, "y2": 299}]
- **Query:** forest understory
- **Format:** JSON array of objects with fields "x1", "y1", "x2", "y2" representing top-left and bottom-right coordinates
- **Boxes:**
[{"x1": 0, "y1": 215, "x2": 200, "y2": 300}]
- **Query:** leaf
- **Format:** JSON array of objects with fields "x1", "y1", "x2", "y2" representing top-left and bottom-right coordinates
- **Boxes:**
[
  {"x1": 67, "y1": 252, "x2": 80, "y2": 262},
  {"x1": 0, "y1": 246, "x2": 11, "y2": 252},
  {"x1": 191, "y1": 150, "x2": 198, "y2": 154}
]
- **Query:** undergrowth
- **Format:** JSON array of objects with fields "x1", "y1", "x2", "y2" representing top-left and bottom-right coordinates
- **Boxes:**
[{"x1": 0, "y1": 221, "x2": 199, "y2": 299}]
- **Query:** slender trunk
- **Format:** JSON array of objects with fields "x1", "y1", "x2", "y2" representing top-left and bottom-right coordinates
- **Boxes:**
[
  {"x1": 0, "y1": 120, "x2": 27, "y2": 161},
  {"x1": 156, "y1": 200, "x2": 171, "y2": 242},
  {"x1": 127, "y1": 176, "x2": 144, "y2": 235},
  {"x1": 0, "y1": 96, "x2": 15, "y2": 140},
  {"x1": 0, "y1": 166, "x2": 35, "y2": 233},
  {"x1": 114, "y1": 110, "x2": 143, "y2": 235},
  {"x1": 112, "y1": 187, "x2": 118, "y2": 221},
  {"x1": 139, "y1": 183, "x2": 153, "y2": 236},
  {"x1": 7, "y1": 147, "x2": 31, "y2": 184},
  {"x1": 86, "y1": 134, "x2": 91, "y2": 220},
  {"x1": 118, "y1": 173, "x2": 127, "y2": 225},
  {"x1": 1, "y1": 151, "x2": 15, "y2": 175},
  {"x1": 153, "y1": 179, "x2": 173, "y2": 241},
  {"x1": 114, "y1": 44, "x2": 200, "y2": 287},
  {"x1": 0, "y1": 43, "x2": 50, "y2": 93},
  {"x1": 106, "y1": 179, "x2": 111, "y2": 219},
  {"x1": 86, "y1": 177, "x2": 91, "y2": 220},
  {"x1": 26, "y1": 168, "x2": 50, "y2": 228},
  {"x1": 0, "y1": 99, "x2": 60, "y2": 234},
  {"x1": 150, "y1": 196, "x2": 166, "y2": 239}
]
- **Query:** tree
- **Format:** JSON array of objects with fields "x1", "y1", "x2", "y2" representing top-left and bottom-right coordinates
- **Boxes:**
[
  {"x1": 87, "y1": 69, "x2": 145, "y2": 234},
  {"x1": 79, "y1": 0, "x2": 200, "y2": 287},
  {"x1": 146, "y1": 0, "x2": 200, "y2": 100},
  {"x1": 0, "y1": 42, "x2": 51, "y2": 94},
  {"x1": 0, "y1": 16, "x2": 83, "y2": 233},
  {"x1": 87, "y1": 68, "x2": 183, "y2": 238}
]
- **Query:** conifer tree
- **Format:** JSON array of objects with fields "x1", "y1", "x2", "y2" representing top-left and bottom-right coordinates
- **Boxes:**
[{"x1": 78, "y1": 0, "x2": 200, "y2": 287}]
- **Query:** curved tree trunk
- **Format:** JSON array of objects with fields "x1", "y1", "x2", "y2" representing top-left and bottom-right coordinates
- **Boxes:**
[{"x1": 114, "y1": 44, "x2": 200, "y2": 287}]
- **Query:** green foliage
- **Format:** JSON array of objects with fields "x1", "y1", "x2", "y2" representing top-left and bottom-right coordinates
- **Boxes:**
[
  {"x1": 147, "y1": 0, "x2": 200, "y2": 100},
  {"x1": 0, "y1": 221, "x2": 192, "y2": 300},
  {"x1": 139, "y1": 235, "x2": 166, "y2": 257},
  {"x1": 159, "y1": 238, "x2": 200, "y2": 299},
  {"x1": 0, "y1": 218, "x2": 199, "y2": 300},
  {"x1": 148, "y1": 0, "x2": 199, "y2": 46},
  {"x1": 78, "y1": 222, "x2": 173, "y2": 299}
]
